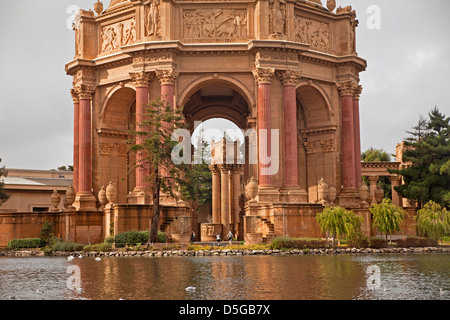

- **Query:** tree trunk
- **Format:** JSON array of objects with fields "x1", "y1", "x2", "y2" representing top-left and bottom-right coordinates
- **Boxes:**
[{"x1": 150, "y1": 167, "x2": 160, "y2": 243}]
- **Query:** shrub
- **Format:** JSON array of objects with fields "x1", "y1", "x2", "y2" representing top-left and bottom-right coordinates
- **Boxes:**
[
  {"x1": 83, "y1": 243, "x2": 112, "y2": 252},
  {"x1": 396, "y1": 237, "x2": 437, "y2": 248},
  {"x1": 52, "y1": 241, "x2": 84, "y2": 252},
  {"x1": 114, "y1": 231, "x2": 150, "y2": 247},
  {"x1": 368, "y1": 237, "x2": 387, "y2": 249},
  {"x1": 157, "y1": 231, "x2": 167, "y2": 243},
  {"x1": 7, "y1": 238, "x2": 45, "y2": 249}
]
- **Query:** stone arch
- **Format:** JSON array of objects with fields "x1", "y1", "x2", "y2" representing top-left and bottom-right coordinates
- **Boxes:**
[
  {"x1": 295, "y1": 82, "x2": 336, "y2": 203},
  {"x1": 295, "y1": 82, "x2": 333, "y2": 129},
  {"x1": 180, "y1": 77, "x2": 252, "y2": 131},
  {"x1": 100, "y1": 85, "x2": 136, "y2": 130}
]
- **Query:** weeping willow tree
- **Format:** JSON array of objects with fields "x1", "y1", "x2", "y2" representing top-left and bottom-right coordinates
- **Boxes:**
[
  {"x1": 316, "y1": 206, "x2": 364, "y2": 246},
  {"x1": 415, "y1": 201, "x2": 450, "y2": 243},
  {"x1": 370, "y1": 198, "x2": 407, "y2": 244}
]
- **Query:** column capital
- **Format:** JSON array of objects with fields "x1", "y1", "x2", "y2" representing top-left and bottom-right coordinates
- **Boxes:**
[
  {"x1": 276, "y1": 69, "x2": 302, "y2": 86},
  {"x1": 130, "y1": 71, "x2": 153, "y2": 88},
  {"x1": 252, "y1": 67, "x2": 275, "y2": 85},
  {"x1": 337, "y1": 80, "x2": 359, "y2": 97},
  {"x1": 70, "y1": 88, "x2": 79, "y2": 103},
  {"x1": 156, "y1": 68, "x2": 178, "y2": 86},
  {"x1": 76, "y1": 84, "x2": 95, "y2": 100},
  {"x1": 353, "y1": 85, "x2": 363, "y2": 100}
]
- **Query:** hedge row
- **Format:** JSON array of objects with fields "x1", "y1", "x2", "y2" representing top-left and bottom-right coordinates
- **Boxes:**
[{"x1": 7, "y1": 238, "x2": 45, "y2": 249}]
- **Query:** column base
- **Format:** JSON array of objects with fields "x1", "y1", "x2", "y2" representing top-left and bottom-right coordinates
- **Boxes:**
[
  {"x1": 337, "y1": 189, "x2": 361, "y2": 209},
  {"x1": 257, "y1": 185, "x2": 280, "y2": 203},
  {"x1": 160, "y1": 191, "x2": 177, "y2": 205},
  {"x1": 127, "y1": 187, "x2": 151, "y2": 205},
  {"x1": 73, "y1": 192, "x2": 98, "y2": 211},
  {"x1": 280, "y1": 186, "x2": 308, "y2": 203}
]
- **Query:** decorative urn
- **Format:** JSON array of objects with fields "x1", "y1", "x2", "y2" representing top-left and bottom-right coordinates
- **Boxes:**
[
  {"x1": 245, "y1": 177, "x2": 258, "y2": 201},
  {"x1": 94, "y1": 1, "x2": 103, "y2": 15},
  {"x1": 65, "y1": 185, "x2": 76, "y2": 207},
  {"x1": 359, "y1": 183, "x2": 370, "y2": 204},
  {"x1": 106, "y1": 181, "x2": 117, "y2": 204},
  {"x1": 98, "y1": 186, "x2": 108, "y2": 206},
  {"x1": 327, "y1": 0, "x2": 336, "y2": 12},
  {"x1": 51, "y1": 190, "x2": 61, "y2": 210},
  {"x1": 328, "y1": 185, "x2": 337, "y2": 205},
  {"x1": 317, "y1": 178, "x2": 329, "y2": 204}
]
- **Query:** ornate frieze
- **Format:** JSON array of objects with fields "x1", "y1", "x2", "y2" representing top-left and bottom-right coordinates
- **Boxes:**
[
  {"x1": 300, "y1": 138, "x2": 336, "y2": 154},
  {"x1": 98, "y1": 141, "x2": 129, "y2": 157},
  {"x1": 132, "y1": 51, "x2": 176, "y2": 68},
  {"x1": 294, "y1": 16, "x2": 330, "y2": 50},
  {"x1": 254, "y1": 49, "x2": 299, "y2": 69},
  {"x1": 183, "y1": 9, "x2": 247, "y2": 40},
  {"x1": 101, "y1": 18, "x2": 136, "y2": 53},
  {"x1": 252, "y1": 67, "x2": 275, "y2": 85}
]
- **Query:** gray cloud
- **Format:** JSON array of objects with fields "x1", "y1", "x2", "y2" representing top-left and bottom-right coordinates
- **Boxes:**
[{"x1": 0, "y1": 0, "x2": 449, "y2": 170}]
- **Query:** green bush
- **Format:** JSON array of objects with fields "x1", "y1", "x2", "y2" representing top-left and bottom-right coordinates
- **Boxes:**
[
  {"x1": 114, "y1": 231, "x2": 150, "y2": 247},
  {"x1": 7, "y1": 238, "x2": 45, "y2": 249},
  {"x1": 52, "y1": 241, "x2": 84, "y2": 252},
  {"x1": 83, "y1": 243, "x2": 112, "y2": 252},
  {"x1": 157, "y1": 231, "x2": 167, "y2": 243}
]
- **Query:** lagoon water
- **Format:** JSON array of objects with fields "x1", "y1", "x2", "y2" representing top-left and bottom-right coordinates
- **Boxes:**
[{"x1": 0, "y1": 254, "x2": 449, "y2": 300}]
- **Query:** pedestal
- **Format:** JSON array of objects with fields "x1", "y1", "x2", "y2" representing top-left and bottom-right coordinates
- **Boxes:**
[
  {"x1": 257, "y1": 186, "x2": 280, "y2": 203},
  {"x1": 127, "y1": 188, "x2": 151, "y2": 205},
  {"x1": 280, "y1": 186, "x2": 308, "y2": 203},
  {"x1": 73, "y1": 192, "x2": 98, "y2": 211}
]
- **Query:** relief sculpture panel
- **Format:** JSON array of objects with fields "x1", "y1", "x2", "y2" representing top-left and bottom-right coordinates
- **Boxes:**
[
  {"x1": 294, "y1": 16, "x2": 330, "y2": 50},
  {"x1": 101, "y1": 18, "x2": 136, "y2": 53},
  {"x1": 183, "y1": 9, "x2": 247, "y2": 40}
]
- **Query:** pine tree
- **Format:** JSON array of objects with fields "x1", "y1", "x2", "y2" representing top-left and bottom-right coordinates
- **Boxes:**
[
  {"x1": 389, "y1": 107, "x2": 450, "y2": 208},
  {"x1": 130, "y1": 97, "x2": 190, "y2": 243}
]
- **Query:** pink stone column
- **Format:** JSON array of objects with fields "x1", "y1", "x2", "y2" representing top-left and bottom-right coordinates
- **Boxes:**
[
  {"x1": 283, "y1": 84, "x2": 299, "y2": 187},
  {"x1": 253, "y1": 68, "x2": 275, "y2": 187},
  {"x1": 353, "y1": 86, "x2": 362, "y2": 188},
  {"x1": 156, "y1": 69, "x2": 178, "y2": 179},
  {"x1": 131, "y1": 72, "x2": 152, "y2": 192},
  {"x1": 71, "y1": 89, "x2": 80, "y2": 193},
  {"x1": 78, "y1": 89, "x2": 93, "y2": 194},
  {"x1": 338, "y1": 81, "x2": 357, "y2": 190}
]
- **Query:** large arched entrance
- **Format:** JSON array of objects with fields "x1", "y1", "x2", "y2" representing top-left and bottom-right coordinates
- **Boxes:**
[{"x1": 182, "y1": 81, "x2": 252, "y2": 240}]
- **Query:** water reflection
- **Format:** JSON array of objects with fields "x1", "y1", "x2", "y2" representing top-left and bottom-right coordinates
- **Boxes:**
[{"x1": 0, "y1": 254, "x2": 449, "y2": 300}]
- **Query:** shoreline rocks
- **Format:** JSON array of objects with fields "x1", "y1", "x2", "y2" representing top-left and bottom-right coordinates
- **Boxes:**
[{"x1": 1, "y1": 246, "x2": 449, "y2": 258}]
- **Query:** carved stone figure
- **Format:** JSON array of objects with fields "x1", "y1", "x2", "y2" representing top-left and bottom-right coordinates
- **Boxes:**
[
  {"x1": 269, "y1": 0, "x2": 286, "y2": 35},
  {"x1": 183, "y1": 9, "x2": 247, "y2": 40},
  {"x1": 101, "y1": 19, "x2": 136, "y2": 53},
  {"x1": 146, "y1": 0, "x2": 161, "y2": 36},
  {"x1": 294, "y1": 16, "x2": 330, "y2": 50}
]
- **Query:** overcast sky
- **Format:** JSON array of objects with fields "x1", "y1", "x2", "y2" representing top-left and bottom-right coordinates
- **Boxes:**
[{"x1": 0, "y1": 0, "x2": 449, "y2": 170}]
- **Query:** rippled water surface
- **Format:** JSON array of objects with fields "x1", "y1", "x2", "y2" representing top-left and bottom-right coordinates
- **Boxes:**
[{"x1": 0, "y1": 254, "x2": 449, "y2": 300}]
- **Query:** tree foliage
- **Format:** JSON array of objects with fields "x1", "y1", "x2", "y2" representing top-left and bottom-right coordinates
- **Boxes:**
[
  {"x1": 130, "y1": 97, "x2": 188, "y2": 243},
  {"x1": 389, "y1": 107, "x2": 450, "y2": 209},
  {"x1": 361, "y1": 147, "x2": 392, "y2": 162},
  {"x1": 370, "y1": 198, "x2": 407, "y2": 243},
  {"x1": 0, "y1": 158, "x2": 10, "y2": 206},
  {"x1": 316, "y1": 206, "x2": 364, "y2": 246},
  {"x1": 415, "y1": 200, "x2": 450, "y2": 242}
]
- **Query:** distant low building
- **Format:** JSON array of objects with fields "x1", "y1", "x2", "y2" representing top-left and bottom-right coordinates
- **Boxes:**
[{"x1": 0, "y1": 169, "x2": 73, "y2": 213}]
